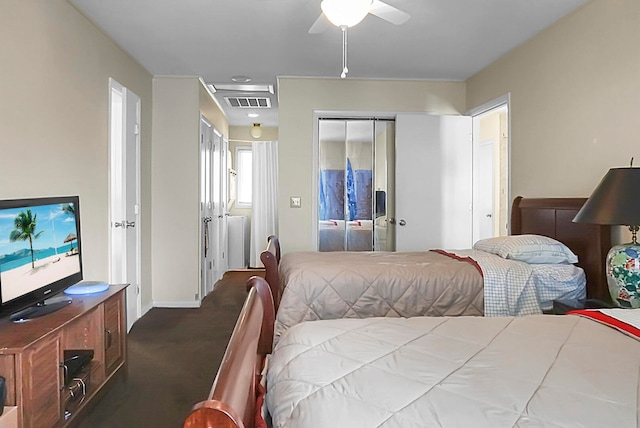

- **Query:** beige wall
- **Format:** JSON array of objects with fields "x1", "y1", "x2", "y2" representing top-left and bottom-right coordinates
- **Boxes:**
[
  {"x1": 277, "y1": 77, "x2": 466, "y2": 252},
  {"x1": 0, "y1": 1, "x2": 154, "y2": 308},
  {"x1": 151, "y1": 77, "x2": 199, "y2": 305},
  {"x1": 467, "y1": 0, "x2": 640, "y2": 202},
  {"x1": 229, "y1": 125, "x2": 279, "y2": 147},
  {"x1": 151, "y1": 77, "x2": 228, "y2": 305}
]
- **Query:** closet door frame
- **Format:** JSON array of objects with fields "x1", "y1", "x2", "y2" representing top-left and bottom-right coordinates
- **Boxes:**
[{"x1": 313, "y1": 111, "x2": 395, "y2": 251}]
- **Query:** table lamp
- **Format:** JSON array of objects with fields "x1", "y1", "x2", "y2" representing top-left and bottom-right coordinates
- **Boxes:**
[{"x1": 573, "y1": 163, "x2": 640, "y2": 308}]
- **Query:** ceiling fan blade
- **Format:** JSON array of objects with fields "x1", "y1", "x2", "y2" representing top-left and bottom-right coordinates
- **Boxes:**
[
  {"x1": 369, "y1": 0, "x2": 410, "y2": 25},
  {"x1": 309, "y1": 13, "x2": 330, "y2": 34}
]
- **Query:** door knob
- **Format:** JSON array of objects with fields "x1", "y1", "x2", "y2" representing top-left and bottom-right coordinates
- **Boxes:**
[
  {"x1": 388, "y1": 218, "x2": 396, "y2": 225},
  {"x1": 486, "y1": 214, "x2": 492, "y2": 218},
  {"x1": 398, "y1": 219, "x2": 406, "y2": 226},
  {"x1": 125, "y1": 221, "x2": 135, "y2": 228}
]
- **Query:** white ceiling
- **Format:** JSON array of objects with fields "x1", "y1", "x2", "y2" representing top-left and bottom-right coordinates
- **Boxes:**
[{"x1": 68, "y1": 0, "x2": 588, "y2": 128}]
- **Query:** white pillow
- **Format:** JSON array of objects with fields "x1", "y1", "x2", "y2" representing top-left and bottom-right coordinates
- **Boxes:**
[{"x1": 473, "y1": 234, "x2": 578, "y2": 264}]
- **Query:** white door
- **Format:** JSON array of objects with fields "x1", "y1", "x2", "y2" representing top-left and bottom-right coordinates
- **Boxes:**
[
  {"x1": 395, "y1": 113, "x2": 472, "y2": 251},
  {"x1": 199, "y1": 117, "x2": 215, "y2": 300},
  {"x1": 468, "y1": 97, "x2": 510, "y2": 237},
  {"x1": 473, "y1": 139, "x2": 495, "y2": 243},
  {"x1": 219, "y1": 136, "x2": 229, "y2": 276},
  {"x1": 109, "y1": 79, "x2": 141, "y2": 332},
  {"x1": 211, "y1": 131, "x2": 228, "y2": 285}
]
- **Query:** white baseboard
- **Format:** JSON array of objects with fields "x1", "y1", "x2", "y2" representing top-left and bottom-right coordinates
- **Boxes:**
[
  {"x1": 152, "y1": 300, "x2": 200, "y2": 308},
  {"x1": 141, "y1": 302, "x2": 153, "y2": 317}
]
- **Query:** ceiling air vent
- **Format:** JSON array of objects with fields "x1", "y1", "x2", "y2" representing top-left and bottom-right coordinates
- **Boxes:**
[{"x1": 225, "y1": 96, "x2": 271, "y2": 109}]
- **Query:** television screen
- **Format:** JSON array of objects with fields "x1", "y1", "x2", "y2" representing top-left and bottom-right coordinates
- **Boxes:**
[{"x1": 0, "y1": 196, "x2": 83, "y2": 319}]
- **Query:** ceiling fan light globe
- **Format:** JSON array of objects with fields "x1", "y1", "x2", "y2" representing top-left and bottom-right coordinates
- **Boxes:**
[{"x1": 321, "y1": 0, "x2": 372, "y2": 28}]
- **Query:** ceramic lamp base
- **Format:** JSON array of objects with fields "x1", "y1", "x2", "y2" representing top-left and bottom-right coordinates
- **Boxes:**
[{"x1": 606, "y1": 243, "x2": 640, "y2": 308}]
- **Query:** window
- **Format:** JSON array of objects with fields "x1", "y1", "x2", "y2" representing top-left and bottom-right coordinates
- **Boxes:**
[{"x1": 236, "y1": 146, "x2": 252, "y2": 207}]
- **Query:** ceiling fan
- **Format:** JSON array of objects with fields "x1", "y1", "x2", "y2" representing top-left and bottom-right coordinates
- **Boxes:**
[
  {"x1": 308, "y1": 0, "x2": 410, "y2": 34},
  {"x1": 309, "y1": 0, "x2": 410, "y2": 78}
]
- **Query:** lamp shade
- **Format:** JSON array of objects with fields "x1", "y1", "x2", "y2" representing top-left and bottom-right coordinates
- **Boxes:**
[
  {"x1": 574, "y1": 166, "x2": 640, "y2": 308},
  {"x1": 573, "y1": 167, "x2": 640, "y2": 226},
  {"x1": 321, "y1": 0, "x2": 371, "y2": 28}
]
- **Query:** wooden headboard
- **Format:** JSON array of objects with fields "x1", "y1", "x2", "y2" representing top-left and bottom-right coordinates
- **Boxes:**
[
  {"x1": 259, "y1": 235, "x2": 281, "y2": 312},
  {"x1": 510, "y1": 196, "x2": 611, "y2": 301}
]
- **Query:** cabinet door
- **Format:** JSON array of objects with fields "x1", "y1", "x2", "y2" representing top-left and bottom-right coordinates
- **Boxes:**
[
  {"x1": 104, "y1": 294, "x2": 125, "y2": 376},
  {"x1": 22, "y1": 333, "x2": 61, "y2": 428},
  {"x1": 63, "y1": 306, "x2": 104, "y2": 387},
  {"x1": 0, "y1": 355, "x2": 16, "y2": 407}
]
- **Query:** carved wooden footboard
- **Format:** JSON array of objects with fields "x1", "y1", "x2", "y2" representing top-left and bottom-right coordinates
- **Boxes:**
[{"x1": 183, "y1": 276, "x2": 274, "y2": 428}]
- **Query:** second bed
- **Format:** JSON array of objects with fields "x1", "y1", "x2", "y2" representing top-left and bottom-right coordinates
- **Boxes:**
[{"x1": 266, "y1": 197, "x2": 611, "y2": 343}]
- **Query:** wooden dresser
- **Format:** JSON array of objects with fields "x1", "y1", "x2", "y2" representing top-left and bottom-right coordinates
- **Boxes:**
[{"x1": 0, "y1": 285, "x2": 126, "y2": 428}]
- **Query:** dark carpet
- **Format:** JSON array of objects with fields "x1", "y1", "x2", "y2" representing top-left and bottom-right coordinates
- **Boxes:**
[{"x1": 75, "y1": 270, "x2": 261, "y2": 428}]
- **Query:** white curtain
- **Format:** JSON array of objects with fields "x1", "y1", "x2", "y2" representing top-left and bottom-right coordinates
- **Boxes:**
[{"x1": 250, "y1": 140, "x2": 279, "y2": 267}]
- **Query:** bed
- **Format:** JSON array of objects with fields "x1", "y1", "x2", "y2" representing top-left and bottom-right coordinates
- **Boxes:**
[
  {"x1": 266, "y1": 197, "x2": 611, "y2": 342},
  {"x1": 183, "y1": 276, "x2": 640, "y2": 428}
]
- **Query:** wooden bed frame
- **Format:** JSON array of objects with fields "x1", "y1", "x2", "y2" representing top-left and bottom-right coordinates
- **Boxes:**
[
  {"x1": 510, "y1": 196, "x2": 611, "y2": 301},
  {"x1": 183, "y1": 197, "x2": 613, "y2": 427},
  {"x1": 262, "y1": 197, "x2": 612, "y2": 303},
  {"x1": 183, "y1": 276, "x2": 274, "y2": 428},
  {"x1": 258, "y1": 235, "x2": 280, "y2": 311}
]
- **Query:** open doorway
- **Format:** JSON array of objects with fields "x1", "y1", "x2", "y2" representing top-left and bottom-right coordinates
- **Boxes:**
[{"x1": 468, "y1": 95, "x2": 510, "y2": 243}]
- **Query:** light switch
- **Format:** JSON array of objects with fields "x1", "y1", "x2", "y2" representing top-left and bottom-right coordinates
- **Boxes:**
[{"x1": 290, "y1": 196, "x2": 301, "y2": 208}]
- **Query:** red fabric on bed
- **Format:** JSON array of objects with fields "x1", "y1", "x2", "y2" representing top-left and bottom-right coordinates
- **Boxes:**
[
  {"x1": 255, "y1": 377, "x2": 267, "y2": 428},
  {"x1": 431, "y1": 249, "x2": 484, "y2": 277},
  {"x1": 569, "y1": 309, "x2": 640, "y2": 340}
]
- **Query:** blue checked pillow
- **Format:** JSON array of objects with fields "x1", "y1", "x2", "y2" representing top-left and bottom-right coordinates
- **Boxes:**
[{"x1": 473, "y1": 234, "x2": 578, "y2": 264}]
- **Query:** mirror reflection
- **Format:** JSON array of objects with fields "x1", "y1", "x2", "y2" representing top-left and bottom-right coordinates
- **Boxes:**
[{"x1": 318, "y1": 118, "x2": 394, "y2": 252}]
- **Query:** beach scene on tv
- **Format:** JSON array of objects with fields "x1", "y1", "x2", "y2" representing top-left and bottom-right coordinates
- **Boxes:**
[{"x1": 0, "y1": 202, "x2": 81, "y2": 303}]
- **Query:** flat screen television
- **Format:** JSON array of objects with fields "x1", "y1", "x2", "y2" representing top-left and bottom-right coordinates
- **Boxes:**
[{"x1": 0, "y1": 195, "x2": 83, "y2": 321}]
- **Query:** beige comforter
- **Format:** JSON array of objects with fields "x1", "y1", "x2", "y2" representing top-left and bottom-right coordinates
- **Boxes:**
[
  {"x1": 266, "y1": 313, "x2": 640, "y2": 427},
  {"x1": 275, "y1": 251, "x2": 484, "y2": 343}
]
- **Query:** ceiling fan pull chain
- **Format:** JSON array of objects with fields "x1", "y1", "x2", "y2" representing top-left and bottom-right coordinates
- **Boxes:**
[{"x1": 341, "y1": 26, "x2": 348, "y2": 78}]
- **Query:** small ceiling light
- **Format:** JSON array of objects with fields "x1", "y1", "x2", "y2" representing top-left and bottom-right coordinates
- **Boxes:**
[
  {"x1": 250, "y1": 123, "x2": 262, "y2": 139},
  {"x1": 321, "y1": 0, "x2": 371, "y2": 28},
  {"x1": 231, "y1": 75, "x2": 252, "y2": 83},
  {"x1": 248, "y1": 112, "x2": 260, "y2": 118}
]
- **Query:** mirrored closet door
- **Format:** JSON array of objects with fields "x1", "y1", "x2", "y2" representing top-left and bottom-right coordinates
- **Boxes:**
[{"x1": 318, "y1": 118, "x2": 394, "y2": 252}]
